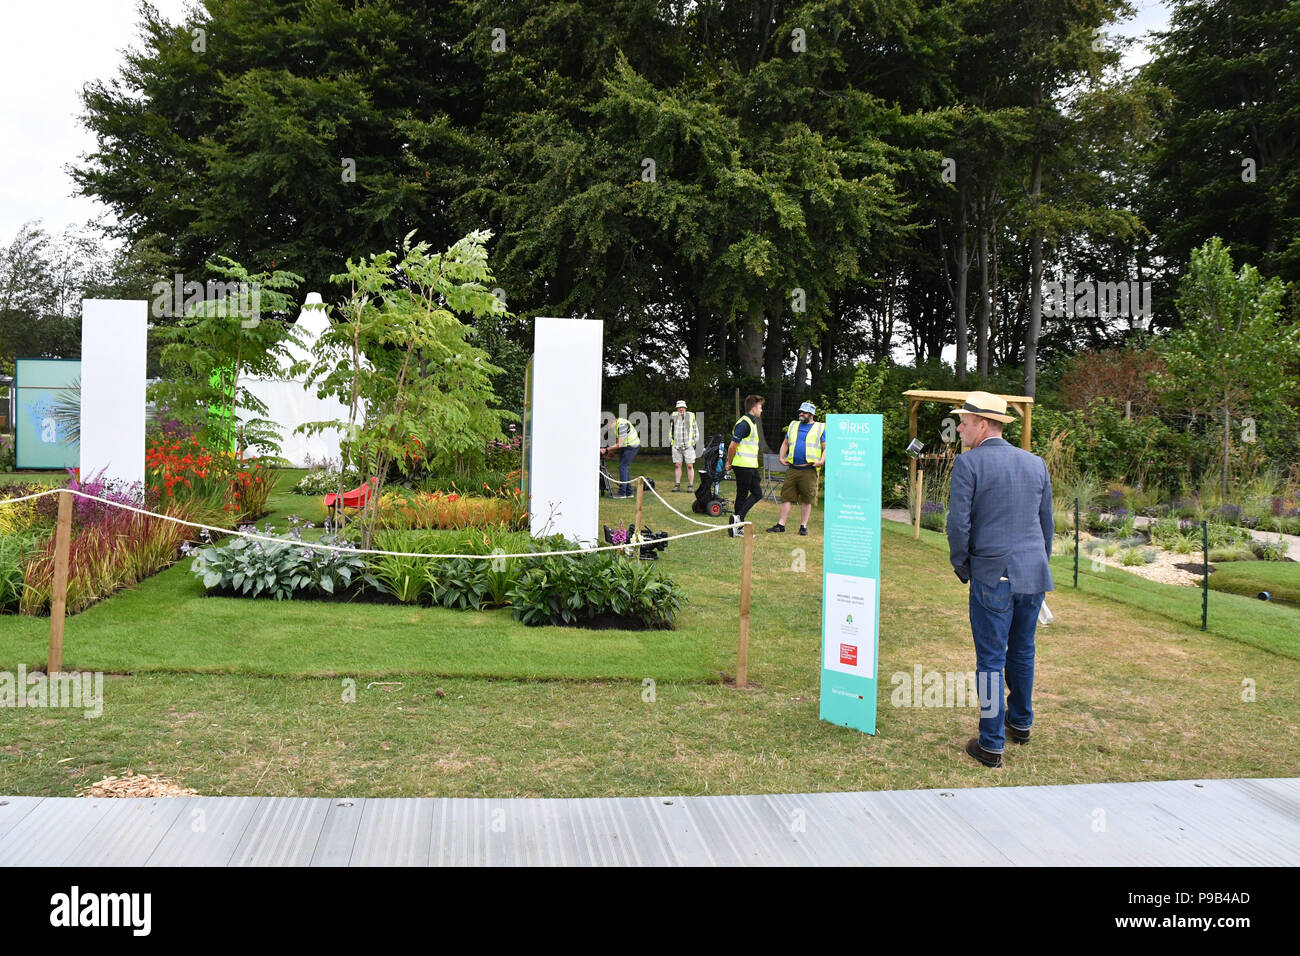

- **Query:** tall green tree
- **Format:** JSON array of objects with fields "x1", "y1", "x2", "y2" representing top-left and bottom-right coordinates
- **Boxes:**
[
  {"x1": 301, "y1": 230, "x2": 509, "y2": 546},
  {"x1": 1152, "y1": 238, "x2": 1299, "y2": 497},
  {"x1": 1141, "y1": 0, "x2": 1300, "y2": 288}
]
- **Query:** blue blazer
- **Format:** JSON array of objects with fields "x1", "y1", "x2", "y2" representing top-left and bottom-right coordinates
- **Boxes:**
[{"x1": 946, "y1": 436, "x2": 1054, "y2": 594}]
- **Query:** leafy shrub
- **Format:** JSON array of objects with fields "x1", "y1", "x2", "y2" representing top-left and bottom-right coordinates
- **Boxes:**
[
  {"x1": 0, "y1": 433, "x2": 14, "y2": 472},
  {"x1": 1250, "y1": 538, "x2": 1289, "y2": 562},
  {"x1": 483, "y1": 433, "x2": 521, "y2": 474},
  {"x1": 425, "y1": 557, "x2": 493, "y2": 610},
  {"x1": 0, "y1": 484, "x2": 50, "y2": 536},
  {"x1": 507, "y1": 551, "x2": 685, "y2": 628},
  {"x1": 919, "y1": 501, "x2": 946, "y2": 532},
  {"x1": 1149, "y1": 516, "x2": 1179, "y2": 547},
  {"x1": 0, "y1": 532, "x2": 43, "y2": 612},
  {"x1": 1206, "y1": 523, "x2": 1252, "y2": 549},
  {"x1": 1120, "y1": 547, "x2": 1157, "y2": 566},
  {"x1": 191, "y1": 523, "x2": 375, "y2": 600}
]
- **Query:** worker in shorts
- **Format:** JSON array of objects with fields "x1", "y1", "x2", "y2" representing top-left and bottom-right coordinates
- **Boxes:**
[
  {"x1": 669, "y1": 400, "x2": 698, "y2": 492},
  {"x1": 767, "y1": 401, "x2": 825, "y2": 536}
]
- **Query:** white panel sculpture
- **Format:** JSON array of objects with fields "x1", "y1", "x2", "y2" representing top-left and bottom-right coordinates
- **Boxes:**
[
  {"x1": 529, "y1": 317, "x2": 603, "y2": 544},
  {"x1": 80, "y1": 299, "x2": 148, "y2": 490}
]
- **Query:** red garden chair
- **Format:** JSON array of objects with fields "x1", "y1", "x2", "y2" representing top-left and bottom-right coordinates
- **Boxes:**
[{"x1": 323, "y1": 477, "x2": 380, "y2": 524}]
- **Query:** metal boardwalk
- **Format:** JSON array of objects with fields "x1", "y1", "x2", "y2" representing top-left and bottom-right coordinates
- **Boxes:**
[{"x1": 2, "y1": 777, "x2": 1296, "y2": 866}]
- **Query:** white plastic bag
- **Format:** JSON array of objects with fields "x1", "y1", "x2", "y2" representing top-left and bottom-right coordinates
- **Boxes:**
[{"x1": 1038, "y1": 601, "x2": 1054, "y2": 625}]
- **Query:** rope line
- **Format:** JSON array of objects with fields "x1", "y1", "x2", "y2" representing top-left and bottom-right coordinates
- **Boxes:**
[
  {"x1": 0, "y1": 486, "x2": 751, "y2": 559},
  {"x1": 597, "y1": 465, "x2": 718, "y2": 528}
]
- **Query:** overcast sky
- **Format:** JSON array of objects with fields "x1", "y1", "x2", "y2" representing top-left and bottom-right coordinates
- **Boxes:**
[{"x1": 0, "y1": 0, "x2": 1174, "y2": 247}]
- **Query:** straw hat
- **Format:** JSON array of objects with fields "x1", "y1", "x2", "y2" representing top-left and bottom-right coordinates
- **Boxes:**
[{"x1": 951, "y1": 391, "x2": 1015, "y2": 424}]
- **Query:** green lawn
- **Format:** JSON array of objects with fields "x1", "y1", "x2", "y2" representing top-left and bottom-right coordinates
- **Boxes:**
[
  {"x1": 3, "y1": 459, "x2": 1299, "y2": 797},
  {"x1": 1208, "y1": 559, "x2": 1300, "y2": 605},
  {"x1": 896, "y1": 521, "x2": 1300, "y2": 660}
]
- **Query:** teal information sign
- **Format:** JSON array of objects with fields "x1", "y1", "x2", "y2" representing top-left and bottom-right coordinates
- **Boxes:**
[
  {"x1": 820, "y1": 414, "x2": 883, "y2": 734},
  {"x1": 15, "y1": 358, "x2": 81, "y2": 471}
]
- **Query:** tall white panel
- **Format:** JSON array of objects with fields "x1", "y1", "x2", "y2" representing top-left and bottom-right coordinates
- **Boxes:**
[
  {"x1": 529, "y1": 317, "x2": 603, "y2": 544},
  {"x1": 80, "y1": 299, "x2": 148, "y2": 491}
]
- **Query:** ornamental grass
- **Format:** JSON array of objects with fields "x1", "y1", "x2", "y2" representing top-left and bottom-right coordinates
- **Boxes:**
[
  {"x1": 370, "y1": 487, "x2": 526, "y2": 531},
  {"x1": 20, "y1": 501, "x2": 199, "y2": 616}
]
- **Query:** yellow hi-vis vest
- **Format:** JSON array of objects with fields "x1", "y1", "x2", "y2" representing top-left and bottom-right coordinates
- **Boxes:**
[
  {"x1": 732, "y1": 414, "x2": 759, "y2": 467},
  {"x1": 784, "y1": 420, "x2": 826, "y2": 467},
  {"x1": 616, "y1": 418, "x2": 641, "y2": 447}
]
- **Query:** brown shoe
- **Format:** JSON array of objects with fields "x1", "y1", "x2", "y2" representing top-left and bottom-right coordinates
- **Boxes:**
[
  {"x1": 1006, "y1": 721, "x2": 1031, "y2": 745},
  {"x1": 965, "y1": 737, "x2": 1002, "y2": 768}
]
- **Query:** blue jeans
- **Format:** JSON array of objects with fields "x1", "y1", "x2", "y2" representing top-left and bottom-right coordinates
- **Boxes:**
[
  {"x1": 969, "y1": 578, "x2": 1043, "y2": 753},
  {"x1": 618, "y1": 446, "x2": 639, "y2": 496}
]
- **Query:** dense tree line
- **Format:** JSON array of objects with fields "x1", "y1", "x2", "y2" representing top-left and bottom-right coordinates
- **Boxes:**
[{"x1": 53, "y1": 0, "x2": 1299, "y2": 435}]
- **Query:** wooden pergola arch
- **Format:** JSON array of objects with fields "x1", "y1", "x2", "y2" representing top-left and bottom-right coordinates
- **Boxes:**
[{"x1": 902, "y1": 389, "x2": 1036, "y2": 538}]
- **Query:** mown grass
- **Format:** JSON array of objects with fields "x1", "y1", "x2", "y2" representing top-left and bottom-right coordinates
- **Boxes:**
[
  {"x1": 1208, "y1": 560, "x2": 1300, "y2": 605},
  {"x1": 3, "y1": 457, "x2": 1299, "y2": 797},
  {"x1": 895, "y1": 521, "x2": 1300, "y2": 660}
]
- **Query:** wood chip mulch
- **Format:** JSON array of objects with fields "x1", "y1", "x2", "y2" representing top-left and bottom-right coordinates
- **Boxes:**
[{"x1": 81, "y1": 771, "x2": 198, "y2": 798}]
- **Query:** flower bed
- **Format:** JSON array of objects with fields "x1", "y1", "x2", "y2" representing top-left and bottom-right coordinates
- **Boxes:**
[
  {"x1": 147, "y1": 436, "x2": 272, "y2": 522},
  {"x1": 190, "y1": 526, "x2": 685, "y2": 629}
]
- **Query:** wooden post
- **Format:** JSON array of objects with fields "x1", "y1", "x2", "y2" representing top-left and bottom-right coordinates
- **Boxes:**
[
  {"x1": 47, "y1": 489, "x2": 73, "y2": 675},
  {"x1": 736, "y1": 520, "x2": 755, "y2": 687},
  {"x1": 907, "y1": 398, "x2": 920, "y2": 492},
  {"x1": 633, "y1": 476, "x2": 644, "y2": 535},
  {"x1": 1020, "y1": 401, "x2": 1033, "y2": 451},
  {"x1": 913, "y1": 468, "x2": 925, "y2": 540}
]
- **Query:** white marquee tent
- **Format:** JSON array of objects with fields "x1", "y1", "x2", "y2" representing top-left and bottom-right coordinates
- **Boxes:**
[{"x1": 242, "y1": 292, "x2": 355, "y2": 468}]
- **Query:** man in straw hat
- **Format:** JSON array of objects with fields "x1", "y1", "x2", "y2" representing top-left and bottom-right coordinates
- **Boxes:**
[
  {"x1": 946, "y1": 391, "x2": 1054, "y2": 769},
  {"x1": 669, "y1": 400, "x2": 699, "y2": 492}
]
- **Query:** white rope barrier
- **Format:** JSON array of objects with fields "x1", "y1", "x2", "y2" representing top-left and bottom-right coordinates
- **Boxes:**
[
  {"x1": 0, "y1": 486, "x2": 749, "y2": 560},
  {"x1": 597, "y1": 465, "x2": 719, "y2": 528}
]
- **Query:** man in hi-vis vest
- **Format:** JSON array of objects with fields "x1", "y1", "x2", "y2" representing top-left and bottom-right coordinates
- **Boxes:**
[
  {"x1": 725, "y1": 394, "x2": 765, "y2": 537},
  {"x1": 600, "y1": 412, "x2": 641, "y2": 498},
  {"x1": 766, "y1": 401, "x2": 825, "y2": 536},
  {"x1": 669, "y1": 399, "x2": 699, "y2": 492}
]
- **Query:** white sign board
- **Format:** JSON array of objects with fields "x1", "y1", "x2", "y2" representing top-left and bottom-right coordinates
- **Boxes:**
[
  {"x1": 529, "y1": 317, "x2": 603, "y2": 544},
  {"x1": 80, "y1": 299, "x2": 147, "y2": 490}
]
